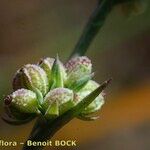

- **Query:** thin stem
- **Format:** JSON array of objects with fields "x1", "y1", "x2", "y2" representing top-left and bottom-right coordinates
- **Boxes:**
[
  {"x1": 69, "y1": 0, "x2": 112, "y2": 58},
  {"x1": 69, "y1": 0, "x2": 132, "y2": 58}
]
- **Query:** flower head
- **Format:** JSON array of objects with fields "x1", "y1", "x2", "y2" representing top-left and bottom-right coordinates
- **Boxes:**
[{"x1": 4, "y1": 55, "x2": 108, "y2": 123}]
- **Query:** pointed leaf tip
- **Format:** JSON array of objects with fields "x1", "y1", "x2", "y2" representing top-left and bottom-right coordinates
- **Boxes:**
[
  {"x1": 65, "y1": 79, "x2": 111, "y2": 117},
  {"x1": 100, "y1": 78, "x2": 112, "y2": 90}
]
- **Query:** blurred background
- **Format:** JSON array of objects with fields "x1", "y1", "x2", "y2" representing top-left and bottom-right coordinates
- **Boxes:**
[{"x1": 0, "y1": 0, "x2": 150, "y2": 150}]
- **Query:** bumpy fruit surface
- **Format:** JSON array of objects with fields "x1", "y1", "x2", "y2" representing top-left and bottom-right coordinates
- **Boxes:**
[
  {"x1": 43, "y1": 88, "x2": 75, "y2": 117},
  {"x1": 65, "y1": 56, "x2": 92, "y2": 86},
  {"x1": 4, "y1": 56, "x2": 106, "y2": 122},
  {"x1": 5, "y1": 88, "x2": 39, "y2": 114},
  {"x1": 13, "y1": 64, "x2": 49, "y2": 96}
]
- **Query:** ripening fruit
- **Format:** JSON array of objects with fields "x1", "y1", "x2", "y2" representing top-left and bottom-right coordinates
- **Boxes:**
[
  {"x1": 3, "y1": 55, "x2": 108, "y2": 124},
  {"x1": 65, "y1": 56, "x2": 92, "y2": 87},
  {"x1": 13, "y1": 64, "x2": 49, "y2": 96},
  {"x1": 38, "y1": 57, "x2": 55, "y2": 83},
  {"x1": 4, "y1": 89, "x2": 40, "y2": 114}
]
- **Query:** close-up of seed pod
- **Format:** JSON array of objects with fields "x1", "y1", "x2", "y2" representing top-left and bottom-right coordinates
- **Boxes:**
[
  {"x1": 13, "y1": 64, "x2": 49, "y2": 96},
  {"x1": 38, "y1": 57, "x2": 55, "y2": 84},
  {"x1": 65, "y1": 56, "x2": 92, "y2": 87},
  {"x1": 4, "y1": 89, "x2": 40, "y2": 120}
]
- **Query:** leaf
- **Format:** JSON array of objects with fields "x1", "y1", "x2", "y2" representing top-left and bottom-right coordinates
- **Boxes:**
[
  {"x1": 59, "y1": 100, "x2": 76, "y2": 114},
  {"x1": 44, "y1": 101, "x2": 59, "y2": 119},
  {"x1": 69, "y1": 73, "x2": 94, "y2": 92},
  {"x1": 66, "y1": 78, "x2": 112, "y2": 117},
  {"x1": 51, "y1": 55, "x2": 64, "y2": 88}
]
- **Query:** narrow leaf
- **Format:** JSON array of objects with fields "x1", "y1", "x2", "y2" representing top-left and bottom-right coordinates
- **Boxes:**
[
  {"x1": 68, "y1": 78, "x2": 112, "y2": 117},
  {"x1": 45, "y1": 101, "x2": 59, "y2": 119},
  {"x1": 51, "y1": 55, "x2": 63, "y2": 88},
  {"x1": 69, "y1": 73, "x2": 94, "y2": 92},
  {"x1": 59, "y1": 100, "x2": 76, "y2": 114}
]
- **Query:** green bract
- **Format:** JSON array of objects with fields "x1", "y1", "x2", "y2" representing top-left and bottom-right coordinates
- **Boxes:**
[
  {"x1": 76, "y1": 80, "x2": 104, "y2": 115},
  {"x1": 43, "y1": 88, "x2": 75, "y2": 119},
  {"x1": 51, "y1": 56, "x2": 67, "y2": 88},
  {"x1": 4, "y1": 56, "x2": 106, "y2": 123}
]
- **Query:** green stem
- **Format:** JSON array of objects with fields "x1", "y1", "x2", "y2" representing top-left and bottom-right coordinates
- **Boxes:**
[{"x1": 69, "y1": 0, "x2": 132, "y2": 58}]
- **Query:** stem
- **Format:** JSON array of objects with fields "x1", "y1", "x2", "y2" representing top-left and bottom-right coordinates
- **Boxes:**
[{"x1": 69, "y1": 0, "x2": 132, "y2": 58}]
